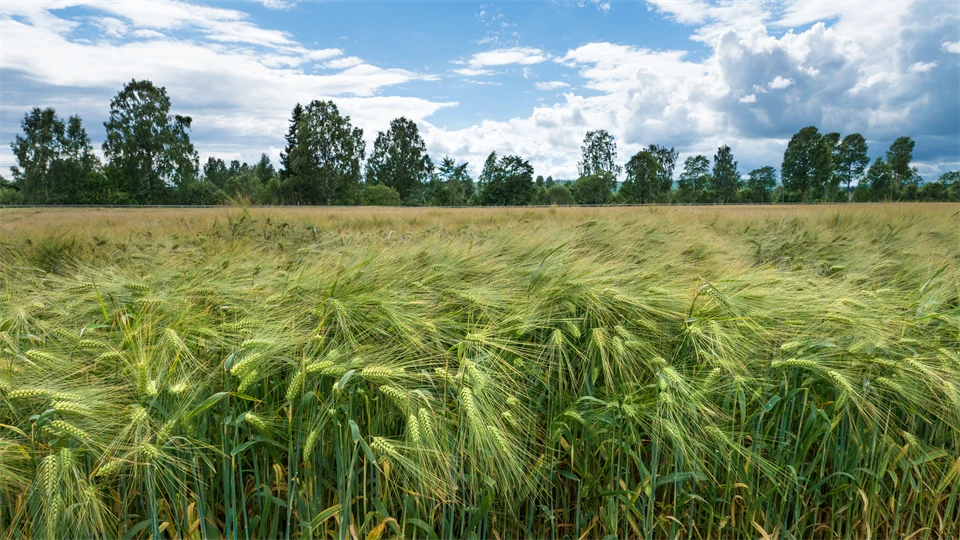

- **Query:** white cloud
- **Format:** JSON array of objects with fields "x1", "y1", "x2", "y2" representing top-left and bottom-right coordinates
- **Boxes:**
[
  {"x1": 739, "y1": 94, "x2": 757, "y2": 103},
  {"x1": 943, "y1": 41, "x2": 960, "y2": 54},
  {"x1": 0, "y1": 1, "x2": 455, "y2": 170},
  {"x1": 453, "y1": 68, "x2": 495, "y2": 76},
  {"x1": 536, "y1": 81, "x2": 570, "y2": 91},
  {"x1": 258, "y1": 0, "x2": 297, "y2": 9},
  {"x1": 93, "y1": 17, "x2": 128, "y2": 38},
  {"x1": 910, "y1": 61, "x2": 939, "y2": 73},
  {"x1": 132, "y1": 29, "x2": 165, "y2": 39},
  {"x1": 323, "y1": 56, "x2": 364, "y2": 70},
  {"x1": 768, "y1": 76, "x2": 795, "y2": 89},
  {"x1": 467, "y1": 47, "x2": 549, "y2": 68}
]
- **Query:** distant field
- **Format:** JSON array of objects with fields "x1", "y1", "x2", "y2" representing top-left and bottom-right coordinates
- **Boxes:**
[{"x1": 1, "y1": 203, "x2": 958, "y2": 539}]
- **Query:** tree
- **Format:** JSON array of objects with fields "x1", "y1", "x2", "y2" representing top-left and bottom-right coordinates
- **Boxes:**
[
  {"x1": 365, "y1": 117, "x2": 433, "y2": 203},
  {"x1": 203, "y1": 157, "x2": 229, "y2": 188},
  {"x1": 711, "y1": 145, "x2": 741, "y2": 202},
  {"x1": 866, "y1": 157, "x2": 892, "y2": 201},
  {"x1": 571, "y1": 174, "x2": 615, "y2": 204},
  {"x1": 534, "y1": 184, "x2": 575, "y2": 205},
  {"x1": 103, "y1": 79, "x2": 198, "y2": 203},
  {"x1": 287, "y1": 100, "x2": 365, "y2": 205},
  {"x1": 886, "y1": 136, "x2": 915, "y2": 195},
  {"x1": 279, "y1": 103, "x2": 302, "y2": 180},
  {"x1": 253, "y1": 154, "x2": 276, "y2": 185},
  {"x1": 746, "y1": 166, "x2": 777, "y2": 203},
  {"x1": 578, "y1": 130, "x2": 622, "y2": 179},
  {"x1": 782, "y1": 126, "x2": 827, "y2": 203},
  {"x1": 621, "y1": 151, "x2": 661, "y2": 204},
  {"x1": 10, "y1": 108, "x2": 100, "y2": 204},
  {"x1": 677, "y1": 155, "x2": 711, "y2": 202},
  {"x1": 477, "y1": 154, "x2": 535, "y2": 206},
  {"x1": 362, "y1": 183, "x2": 402, "y2": 206},
  {"x1": 647, "y1": 144, "x2": 678, "y2": 195},
  {"x1": 835, "y1": 134, "x2": 869, "y2": 200},
  {"x1": 818, "y1": 132, "x2": 841, "y2": 201},
  {"x1": 436, "y1": 156, "x2": 474, "y2": 206}
]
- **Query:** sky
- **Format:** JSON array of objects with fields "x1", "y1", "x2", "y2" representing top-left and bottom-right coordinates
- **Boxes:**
[{"x1": 1, "y1": 0, "x2": 958, "y2": 181}]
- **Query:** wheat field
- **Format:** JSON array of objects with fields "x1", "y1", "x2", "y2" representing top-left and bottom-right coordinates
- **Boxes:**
[{"x1": 1, "y1": 203, "x2": 958, "y2": 539}]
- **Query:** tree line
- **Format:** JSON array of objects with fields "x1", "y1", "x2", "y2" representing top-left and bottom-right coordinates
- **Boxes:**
[{"x1": 3, "y1": 79, "x2": 958, "y2": 206}]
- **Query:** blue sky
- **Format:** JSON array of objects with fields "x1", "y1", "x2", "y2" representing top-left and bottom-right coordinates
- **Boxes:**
[{"x1": 2, "y1": 0, "x2": 958, "y2": 181}]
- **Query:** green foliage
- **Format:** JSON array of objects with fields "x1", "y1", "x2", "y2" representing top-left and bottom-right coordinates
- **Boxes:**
[
  {"x1": 711, "y1": 144, "x2": 741, "y2": 202},
  {"x1": 10, "y1": 109, "x2": 100, "y2": 204},
  {"x1": 867, "y1": 157, "x2": 892, "y2": 201},
  {"x1": 782, "y1": 126, "x2": 829, "y2": 202},
  {"x1": 570, "y1": 173, "x2": 615, "y2": 204},
  {"x1": 279, "y1": 103, "x2": 303, "y2": 180},
  {"x1": 621, "y1": 150, "x2": 661, "y2": 203},
  {"x1": 430, "y1": 156, "x2": 474, "y2": 206},
  {"x1": 647, "y1": 144, "x2": 678, "y2": 194},
  {"x1": 745, "y1": 166, "x2": 777, "y2": 203},
  {"x1": 677, "y1": 155, "x2": 711, "y2": 202},
  {"x1": 835, "y1": 133, "x2": 870, "y2": 195},
  {"x1": 365, "y1": 117, "x2": 433, "y2": 203},
  {"x1": 578, "y1": 129, "x2": 621, "y2": 179},
  {"x1": 0, "y1": 205, "x2": 957, "y2": 539},
  {"x1": 476, "y1": 154, "x2": 535, "y2": 205},
  {"x1": 286, "y1": 100, "x2": 365, "y2": 205},
  {"x1": 886, "y1": 136, "x2": 916, "y2": 190},
  {"x1": 102, "y1": 80, "x2": 198, "y2": 203},
  {"x1": 533, "y1": 184, "x2": 575, "y2": 205},
  {"x1": 361, "y1": 183, "x2": 402, "y2": 206}
]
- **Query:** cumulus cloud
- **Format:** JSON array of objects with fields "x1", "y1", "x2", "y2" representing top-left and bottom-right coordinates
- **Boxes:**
[
  {"x1": 0, "y1": 0, "x2": 454, "y2": 168},
  {"x1": 467, "y1": 47, "x2": 549, "y2": 68},
  {"x1": 535, "y1": 81, "x2": 570, "y2": 91},
  {"x1": 768, "y1": 76, "x2": 794, "y2": 89},
  {"x1": 453, "y1": 68, "x2": 495, "y2": 76},
  {"x1": 910, "y1": 61, "x2": 939, "y2": 73},
  {"x1": 2, "y1": 0, "x2": 957, "y2": 180},
  {"x1": 419, "y1": 0, "x2": 959, "y2": 179}
]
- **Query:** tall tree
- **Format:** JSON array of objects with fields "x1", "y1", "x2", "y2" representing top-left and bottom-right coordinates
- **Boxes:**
[
  {"x1": 835, "y1": 133, "x2": 869, "y2": 198},
  {"x1": 818, "y1": 132, "x2": 841, "y2": 201},
  {"x1": 621, "y1": 150, "x2": 661, "y2": 204},
  {"x1": 365, "y1": 117, "x2": 433, "y2": 203},
  {"x1": 677, "y1": 155, "x2": 711, "y2": 202},
  {"x1": 746, "y1": 166, "x2": 777, "y2": 203},
  {"x1": 578, "y1": 130, "x2": 622, "y2": 179},
  {"x1": 288, "y1": 100, "x2": 365, "y2": 205},
  {"x1": 10, "y1": 108, "x2": 99, "y2": 204},
  {"x1": 477, "y1": 154, "x2": 535, "y2": 206},
  {"x1": 885, "y1": 136, "x2": 915, "y2": 193},
  {"x1": 647, "y1": 144, "x2": 678, "y2": 195},
  {"x1": 781, "y1": 126, "x2": 826, "y2": 203},
  {"x1": 103, "y1": 79, "x2": 198, "y2": 203},
  {"x1": 253, "y1": 153, "x2": 275, "y2": 184},
  {"x1": 711, "y1": 145, "x2": 741, "y2": 202},
  {"x1": 203, "y1": 157, "x2": 229, "y2": 188},
  {"x1": 279, "y1": 103, "x2": 302, "y2": 180},
  {"x1": 478, "y1": 151, "x2": 498, "y2": 195},
  {"x1": 866, "y1": 157, "x2": 892, "y2": 201},
  {"x1": 10, "y1": 107, "x2": 64, "y2": 203},
  {"x1": 436, "y1": 156, "x2": 473, "y2": 206}
]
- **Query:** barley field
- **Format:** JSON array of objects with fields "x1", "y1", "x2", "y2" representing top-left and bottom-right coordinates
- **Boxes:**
[{"x1": 1, "y1": 203, "x2": 958, "y2": 540}]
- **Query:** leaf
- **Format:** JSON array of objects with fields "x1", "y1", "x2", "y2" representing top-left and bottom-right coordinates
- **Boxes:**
[
  {"x1": 465, "y1": 493, "x2": 492, "y2": 535},
  {"x1": 307, "y1": 505, "x2": 341, "y2": 533}
]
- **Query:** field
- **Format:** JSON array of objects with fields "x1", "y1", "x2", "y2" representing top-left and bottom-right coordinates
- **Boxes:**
[{"x1": 1, "y1": 203, "x2": 959, "y2": 539}]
